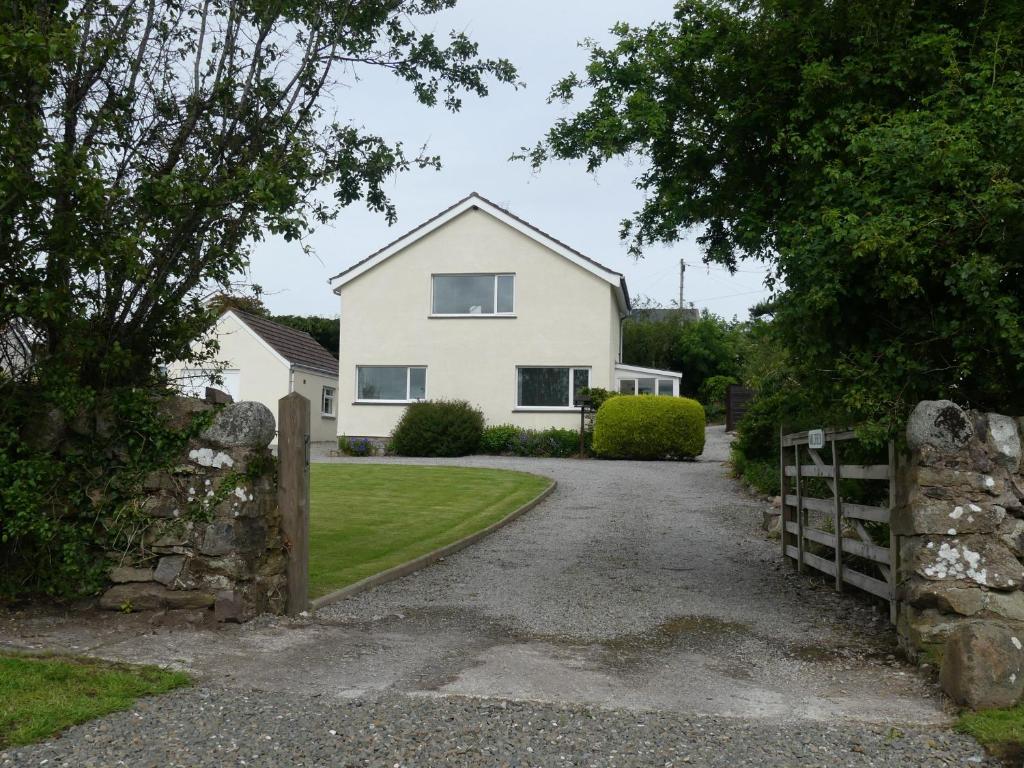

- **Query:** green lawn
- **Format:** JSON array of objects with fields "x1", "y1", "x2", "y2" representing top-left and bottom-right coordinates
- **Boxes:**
[
  {"x1": 0, "y1": 654, "x2": 190, "y2": 748},
  {"x1": 309, "y1": 464, "x2": 552, "y2": 598},
  {"x1": 957, "y1": 703, "x2": 1024, "y2": 762}
]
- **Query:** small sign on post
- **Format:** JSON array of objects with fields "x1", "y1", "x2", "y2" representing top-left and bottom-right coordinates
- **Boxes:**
[{"x1": 808, "y1": 429, "x2": 825, "y2": 450}]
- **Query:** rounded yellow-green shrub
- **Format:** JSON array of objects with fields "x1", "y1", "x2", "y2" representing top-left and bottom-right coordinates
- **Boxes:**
[{"x1": 592, "y1": 395, "x2": 705, "y2": 460}]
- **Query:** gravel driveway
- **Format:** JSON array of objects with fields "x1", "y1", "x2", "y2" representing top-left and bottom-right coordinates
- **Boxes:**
[{"x1": 1, "y1": 427, "x2": 994, "y2": 766}]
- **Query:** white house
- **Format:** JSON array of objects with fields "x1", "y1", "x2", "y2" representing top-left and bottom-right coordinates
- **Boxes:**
[
  {"x1": 329, "y1": 193, "x2": 683, "y2": 438},
  {"x1": 168, "y1": 310, "x2": 339, "y2": 445}
]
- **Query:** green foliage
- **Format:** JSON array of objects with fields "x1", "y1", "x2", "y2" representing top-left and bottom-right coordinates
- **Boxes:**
[
  {"x1": 593, "y1": 396, "x2": 705, "y2": 460},
  {"x1": 956, "y1": 701, "x2": 1024, "y2": 760},
  {"x1": 0, "y1": 654, "x2": 190, "y2": 748},
  {"x1": 480, "y1": 424, "x2": 584, "y2": 458},
  {"x1": 0, "y1": 391, "x2": 212, "y2": 599},
  {"x1": 391, "y1": 400, "x2": 485, "y2": 457},
  {"x1": 579, "y1": 387, "x2": 620, "y2": 411},
  {"x1": 699, "y1": 376, "x2": 738, "y2": 410},
  {"x1": 272, "y1": 315, "x2": 339, "y2": 359},
  {"x1": 0, "y1": 1, "x2": 515, "y2": 599},
  {"x1": 623, "y1": 312, "x2": 748, "y2": 398},
  {"x1": 530, "y1": 0, "x2": 1024, "y2": 434},
  {"x1": 730, "y1": 448, "x2": 779, "y2": 497},
  {"x1": 699, "y1": 374, "x2": 738, "y2": 420},
  {"x1": 579, "y1": 387, "x2": 620, "y2": 432},
  {"x1": 479, "y1": 424, "x2": 521, "y2": 454},
  {"x1": 337, "y1": 435, "x2": 373, "y2": 457}
]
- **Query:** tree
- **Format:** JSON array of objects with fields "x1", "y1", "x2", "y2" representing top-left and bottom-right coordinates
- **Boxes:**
[
  {"x1": 272, "y1": 315, "x2": 339, "y2": 358},
  {"x1": 2, "y1": 0, "x2": 516, "y2": 392},
  {"x1": 0, "y1": 0, "x2": 516, "y2": 597},
  {"x1": 528, "y1": 0, "x2": 1024, "y2": 433},
  {"x1": 622, "y1": 310, "x2": 746, "y2": 398}
]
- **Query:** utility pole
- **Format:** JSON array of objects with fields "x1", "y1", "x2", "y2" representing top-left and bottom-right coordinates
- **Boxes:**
[{"x1": 679, "y1": 259, "x2": 686, "y2": 308}]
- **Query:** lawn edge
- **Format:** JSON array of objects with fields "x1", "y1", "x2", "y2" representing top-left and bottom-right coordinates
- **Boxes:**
[{"x1": 310, "y1": 477, "x2": 556, "y2": 611}]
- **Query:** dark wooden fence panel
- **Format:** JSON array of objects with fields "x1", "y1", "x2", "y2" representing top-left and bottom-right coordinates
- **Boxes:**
[{"x1": 725, "y1": 385, "x2": 754, "y2": 431}]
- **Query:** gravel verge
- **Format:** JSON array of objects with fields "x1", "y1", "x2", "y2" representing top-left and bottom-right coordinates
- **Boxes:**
[{"x1": 1, "y1": 686, "x2": 994, "y2": 768}]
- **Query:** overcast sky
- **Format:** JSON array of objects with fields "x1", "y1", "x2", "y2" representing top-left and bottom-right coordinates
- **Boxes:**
[{"x1": 246, "y1": 0, "x2": 774, "y2": 320}]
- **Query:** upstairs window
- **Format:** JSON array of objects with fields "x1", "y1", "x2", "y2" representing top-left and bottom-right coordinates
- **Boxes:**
[
  {"x1": 517, "y1": 367, "x2": 590, "y2": 408},
  {"x1": 432, "y1": 274, "x2": 514, "y2": 315},
  {"x1": 357, "y1": 366, "x2": 427, "y2": 402}
]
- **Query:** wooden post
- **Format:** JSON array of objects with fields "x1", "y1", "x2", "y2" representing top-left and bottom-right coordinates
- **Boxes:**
[
  {"x1": 779, "y1": 426, "x2": 789, "y2": 562},
  {"x1": 795, "y1": 443, "x2": 804, "y2": 574},
  {"x1": 832, "y1": 438, "x2": 843, "y2": 593},
  {"x1": 278, "y1": 392, "x2": 310, "y2": 616},
  {"x1": 579, "y1": 402, "x2": 586, "y2": 458},
  {"x1": 888, "y1": 440, "x2": 898, "y2": 625}
]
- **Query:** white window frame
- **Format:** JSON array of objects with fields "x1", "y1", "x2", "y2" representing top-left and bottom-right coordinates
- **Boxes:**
[
  {"x1": 321, "y1": 385, "x2": 336, "y2": 417},
  {"x1": 617, "y1": 377, "x2": 677, "y2": 396},
  {"x1": 513, "y1": 366, "x2": 591, "y2": 411},
  {"x1": 429, "y1": 273, "x2": 516, "y2": 317},
  {"x1": 354, "y1": 365, "x2": 427, "y2": 404}
]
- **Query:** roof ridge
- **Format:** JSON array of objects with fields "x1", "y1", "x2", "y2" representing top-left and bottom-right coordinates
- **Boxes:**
[
  {"x1": 228, "y1": 309, "x2": 338, "y2": 375},
  {"x1": 327, "y1": 192, "x2": 624, "y2": 284}
]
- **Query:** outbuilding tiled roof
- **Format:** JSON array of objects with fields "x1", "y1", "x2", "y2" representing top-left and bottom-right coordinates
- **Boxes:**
[{"x1": 232, "y1": 310, "x2": 338, "y2": 376}]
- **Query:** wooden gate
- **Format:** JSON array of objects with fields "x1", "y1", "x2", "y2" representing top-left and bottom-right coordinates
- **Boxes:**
[{"x1": 779, "y1": 428, "x2": 898, "y2": 623}]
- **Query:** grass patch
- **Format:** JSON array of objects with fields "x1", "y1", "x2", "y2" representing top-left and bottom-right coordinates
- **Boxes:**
[
  {"x1": 309, "y1": 464, "x2": 551, "y2": 598},
  {"x1": 0, "y1": 654, "x2": 190, "y2": 748},
  {"x1": 956, "y1": 704, "x2": 1024, "y2": 762}
]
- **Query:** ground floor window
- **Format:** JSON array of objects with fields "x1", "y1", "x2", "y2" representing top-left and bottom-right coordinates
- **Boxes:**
[
  {"x1": 356, "y1": 366, "x2": 427, "y2": 402},
  {"x1": 321, "y1": 385, "x2": 336, "y2": 416},
  {"x1": 516, "y1": 366, "x2": 590, "y2": 408},
  {"x1": 617, "y1": 377, "x2": 676, "y2": 396}
]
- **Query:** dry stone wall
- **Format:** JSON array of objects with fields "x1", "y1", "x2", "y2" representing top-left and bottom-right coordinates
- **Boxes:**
[
  {"x1": 99, "y1": 397, "x2": 286, "y2": 622},
  {"x1": 895, "y1": 400, "x2": 1024, "y2": 708}
]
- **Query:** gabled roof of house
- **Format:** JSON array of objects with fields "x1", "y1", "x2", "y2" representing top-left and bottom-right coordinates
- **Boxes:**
[
  {"x1": 328, "y1": 192, "x2": 631, "y2": 314},
  {"x1": 229, "y1": 310, "x2": 338, "y2": 377}
]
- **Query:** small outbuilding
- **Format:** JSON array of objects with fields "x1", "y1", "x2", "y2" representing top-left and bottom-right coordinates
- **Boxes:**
[{"x1": 168, "y1": 310, "x2": 339, "y2": 446}]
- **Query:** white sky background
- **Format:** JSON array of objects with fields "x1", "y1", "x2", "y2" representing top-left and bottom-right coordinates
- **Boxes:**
[{"x1": 246, "y1": 0, "x2": 775, "y2": 320}]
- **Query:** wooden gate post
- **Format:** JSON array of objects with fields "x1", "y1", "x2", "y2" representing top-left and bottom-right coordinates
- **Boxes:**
[
  {"x1": 278, "y1": 392, "x2": 310, "y2": 616},
  {"x1": 779, "y1": 426, "x2": 789, "y2": 562},
  {"x1": 832, "y1": 438, "x2": 843, "y2": 593}
]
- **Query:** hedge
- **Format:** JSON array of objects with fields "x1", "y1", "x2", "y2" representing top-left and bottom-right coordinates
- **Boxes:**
[
  {"x1": 480, "y1": 424, "x2": 583, "y2": 457},
  {"x1": 592, "y1": 395, "x2": 705, "y2": 460},
  {"x1": 390, "y1": 400, "x2": 484, "y2": 457}
]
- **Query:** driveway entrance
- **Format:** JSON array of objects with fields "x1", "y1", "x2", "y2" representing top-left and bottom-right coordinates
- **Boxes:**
[{"x1": 1, "y1": 427, "x2": 992, "y2": 766}]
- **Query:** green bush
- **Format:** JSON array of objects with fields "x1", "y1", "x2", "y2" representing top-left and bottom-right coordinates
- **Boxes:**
[
  {"x1": 699, "y1": 375, "x2": 738, "y2": 409},
  {"x1": 593, "y1": 395, "x2": 705, "y2": 460},
  {"x1": 337, "y1": 435, "x2": 373, "y2": 456},
  {"x1": 730, "y1": 447, "x2": 779, "y2": 496},
  {"x1": 480, "y1": 424, "x2": 520, "y2": 454},
  {"x1": 390, "y1": 400, "x2": 484, "y2": 457},
  {"x1": 580, "y1": 387, "x2": 620, "y2": 410},
  {"x1": 480, "y1": 424, "x2": 585, "y2": 457}
]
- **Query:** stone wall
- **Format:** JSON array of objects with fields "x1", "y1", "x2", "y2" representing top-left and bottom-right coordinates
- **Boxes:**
[
  {"x1": 895, "y1": 400, "x2": 1024, "y2": 708},
  {"x1": 99, "y1": 398, "x2": 286, "y2": 622}
]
